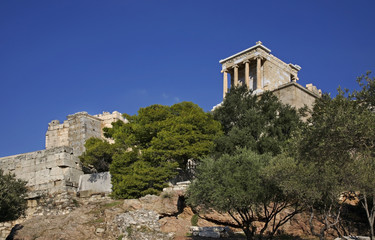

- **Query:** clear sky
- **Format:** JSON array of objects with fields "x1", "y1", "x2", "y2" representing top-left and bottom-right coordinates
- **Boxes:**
[{"x1": 0, "y1": 0, "x2": 374, "y2": 157}]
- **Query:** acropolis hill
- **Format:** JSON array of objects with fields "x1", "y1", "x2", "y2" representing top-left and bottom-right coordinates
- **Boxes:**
[{"x1": 0, "y1": 41, "x2": 321, "y2": 199}]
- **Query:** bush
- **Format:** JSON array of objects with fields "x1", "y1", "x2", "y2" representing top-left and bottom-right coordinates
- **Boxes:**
[
  {"x1": 191, "y1": 214, "x2": 199, "y2": 226},
  {"x1": 0, "y1": 169, "x2": 28, "y2": 222}
]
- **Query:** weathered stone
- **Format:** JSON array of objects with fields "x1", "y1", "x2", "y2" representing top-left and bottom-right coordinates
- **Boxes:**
[
  {"x1": 95, "y1": 227, "x2": 105, "y2": 233},
  {"x1": 190, "y1": 226, "x2": 232, "y2": 238},
  {"x1": 3, "y1": 223, "x2": 11, "y2": 228},
  {"x1": 335, "y1": 237, "x2": 370, "y2": 240},
  {"x1": 78, "y1": 172, "x2": 112, "y2": 197},
  {"x1": 0, "y1": 111, "x2": 126, "y2": 197}
]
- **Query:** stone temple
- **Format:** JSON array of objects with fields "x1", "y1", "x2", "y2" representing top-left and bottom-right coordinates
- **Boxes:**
[{"x1": 220, "y1": 41, "x2": 321, "y2": 109}]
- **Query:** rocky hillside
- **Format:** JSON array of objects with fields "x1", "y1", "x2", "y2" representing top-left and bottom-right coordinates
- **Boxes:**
[
  {"x1": 7, "y1": 189, "x2": 192, "y2": 240},
  {"x1": 4, "y1": 186, "x2": 367, "y2": 240}
]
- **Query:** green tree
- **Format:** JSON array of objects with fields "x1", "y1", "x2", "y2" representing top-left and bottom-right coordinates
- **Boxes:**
[
  {"x1": 213, "y1": 86, "x2": 302, "y2": 156},
  {"x1": 187, "y1": 149, "x2": 304, "y2": 240},
  {"x1": 79, "y1": 138, "x2": 114, "y2": 173},
  {"x1": 349, "y1": 73, "x2": 375, "y2": 239},
  {"x1": 298, "y1": 79, "x2": 375, "y2": 239},
  {"x1": 89, "y1": 101, "x2": 222, "y2": 199},
  {"x1": 0, "y1": 169, "x2": 28, "y2": 222},
  {"x1": 110, "y1": 151, "x2": 177, "y2": 199},
  {"x1": 353, "y1": 71, "x2": 375, "y2": 109}
]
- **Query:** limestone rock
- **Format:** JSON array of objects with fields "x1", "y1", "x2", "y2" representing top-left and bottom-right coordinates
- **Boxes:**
[{"x1": 115, "y1": 210, "x2": 173, "y2": 240}]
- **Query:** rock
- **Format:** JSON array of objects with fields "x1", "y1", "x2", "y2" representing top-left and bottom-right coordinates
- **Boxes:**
[
  {"x1": 335, "y1": 237, "x2": 370, "y2": 240},
  {"x1": 115, "y1": 209, "x2": 172, "y2": 240},
  {"x1": 189, "y1": 226, "x2": 232, "y2": 238},
  {"x1": 3, "y1": 223, "x2": 11, "y2": 228},
  {"x1": 95, "y1": 227, "x2": 105, "y2": 233},
  {"x1": 199, "y1": 230, "x2": 221, "y2": 238}
]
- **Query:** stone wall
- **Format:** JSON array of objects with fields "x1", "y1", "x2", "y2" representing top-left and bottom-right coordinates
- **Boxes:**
[
  {"x1": 273, "y1": 82, "x2": 320, "y2": 110},
  {"x1": 0, "y1": 111, "x2": 126, "y2": 198},
  {"x1": 67, "y1": 112, "x2": 102, "y2": 157},
  {"x1": 45, "y1": 111, "x2": 126, "y2": 154},
  {"x1": 263, "y1": 60, "x2": 292, "y2": 91},
  {"x1": 0, "y1": 146, "x2": 83, "y2": 198}
]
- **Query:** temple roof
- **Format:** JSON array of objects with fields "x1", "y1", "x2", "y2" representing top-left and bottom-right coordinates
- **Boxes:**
[{"x1": 219, "y1": 41, "x2": 271, "y2": 64}]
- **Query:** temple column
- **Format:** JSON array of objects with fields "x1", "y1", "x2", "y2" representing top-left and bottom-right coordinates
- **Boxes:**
[
  {"x1": 233, "y1": 65, "x2": 239, "y2": 87},
  {"x1": 256, "y1": 57, "x2": 262, "y2": 90},
  {"x1": 223, "y1": 70, "x2": 228, "y2": 98},
  {"x1": 244, "y1": 60, "x2": 250, "y2": 89}
]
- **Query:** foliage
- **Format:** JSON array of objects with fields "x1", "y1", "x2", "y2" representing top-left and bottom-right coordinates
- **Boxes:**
[
  {"x1": 79, "y1": 138, "x2": 114, "y2": 173},
  {"x1": 110, "y1": 151, "x2": 177, "y2": 199},
  {"x1": 297, "y1": 76, "x2": 375, "y2": 239},
  {"x1": 106, "y1": 102, "x2": 222, "y2": 168},
  {"x1": 213, "y1": 86, "x2": 302, "y2": 156},
  {"x1": 187, "y1": 148, "x2": 303, "y2": 240},
  {"x1": 191, "y1": 214, "x2": 199, "y2": 226},
  {"x1": 0, "y1": 169, "x2": 28, "y2": 222},
  {"x1": 353, "y1": 71, "x2": 375, "y2": 109},
  {"x1": 104, "y1": 102, "x2": 222, "y2": 199}
]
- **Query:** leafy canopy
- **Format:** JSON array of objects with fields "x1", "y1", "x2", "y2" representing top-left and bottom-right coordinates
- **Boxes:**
[
  {"x1": 187, "y1": 149, "x2": 304, "y2": 240},
  {"x1": 79, "y1": 138, "x2": 114, "y2": 173},
  {"x1": 0, "y1": 169, "x2": 28, "y2": 222},
  {"x1": 213, "y1": 86, "x2": 302, "y2": 156},
  {"x1": 295, "y1": 75, "x2": 375, "y2": 239},
  {"x1": 81, "y1": 101, "x2": 222, "y2": 199}
]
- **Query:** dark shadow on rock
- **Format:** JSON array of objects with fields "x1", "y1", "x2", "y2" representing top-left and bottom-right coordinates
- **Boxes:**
[{"x1": 6, "y1": 224, "x2": 23, "y2": 240}]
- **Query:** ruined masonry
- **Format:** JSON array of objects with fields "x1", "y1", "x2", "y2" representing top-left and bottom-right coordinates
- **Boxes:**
[{"x1": 0, "y1": 111, "x2": 126, "y2": 198}]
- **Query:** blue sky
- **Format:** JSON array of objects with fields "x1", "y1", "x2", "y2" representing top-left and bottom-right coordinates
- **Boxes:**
[{"x1": 0, "y1": 0, "x2": 374, "y2": 157}]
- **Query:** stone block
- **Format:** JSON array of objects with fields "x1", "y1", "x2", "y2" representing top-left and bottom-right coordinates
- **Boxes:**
[{"x1": 78, "y1": 172, "x2": 112, "y2": 196}]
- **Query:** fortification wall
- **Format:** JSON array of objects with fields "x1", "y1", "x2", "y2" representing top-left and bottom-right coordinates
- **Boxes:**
[
  {"x1": 45, "y1": 120, "x2": 69, "y2": 149},
  {"x1": 0, "y1": 146, "x2": 83, "y2": 198},
  {"x1": 1, "y1": 111, "x2": 126, "y2": 197},
  {"x1": 45, "y1": 111, "x2": 126, "y2": 152},
  {"x1": 67, "y1": 112, "x2": 102, "y2": 157}
]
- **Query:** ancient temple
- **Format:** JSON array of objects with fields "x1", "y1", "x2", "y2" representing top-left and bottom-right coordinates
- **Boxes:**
[{"x1": 220, "y1": 41, "x2": 321, "y2": 109}]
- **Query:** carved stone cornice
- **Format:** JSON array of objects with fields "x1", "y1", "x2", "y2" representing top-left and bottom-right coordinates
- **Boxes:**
[
  {"x1": 221, "y1": 48, "x2": 268, "y2": 70},
  {"x1": 220, "y1": 44, "x2": 301, "y2": 80}
]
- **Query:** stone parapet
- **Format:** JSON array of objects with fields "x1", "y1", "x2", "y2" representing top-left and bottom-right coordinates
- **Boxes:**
[{"x1": 45, "y1": 111, "x2": 127, "y2": 153}]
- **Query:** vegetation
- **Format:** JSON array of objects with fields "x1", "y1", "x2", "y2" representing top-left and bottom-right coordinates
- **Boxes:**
[
  {"x1": 191, "y1": 214, "x2": 199, "y2": 226},
  {"x1": 187, "y1": 74, "x2": 375, "y2": 240},
  {"x1": 213, "y1": 86, "x2": 302, "y2": 156},
  {"x1": 0, "y1": 169, "x2": 28, "y2": 222},
  {"x1": 78, "y1": 72, "x2": 375, "y2": 239},
  {"x1": 187, "y1": 149, "x2": 304, "y2": 240},
  {"x1": 295, "y1": 73, "x2": 375, "y2": 240},
  {"x1": 80, "y1": 101, "x2": 222, "y2": 199},
  {"x1": 79, "y1": 138, "x2": 114, "y2": 173}
]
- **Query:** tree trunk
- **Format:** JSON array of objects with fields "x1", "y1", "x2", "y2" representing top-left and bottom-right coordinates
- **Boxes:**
[
  {"x1": 243, "y1": 225, "x2": 255, "y2": 240},
  {"x1": 361, "y1": 194, "x2": 375, "y2": 240}
]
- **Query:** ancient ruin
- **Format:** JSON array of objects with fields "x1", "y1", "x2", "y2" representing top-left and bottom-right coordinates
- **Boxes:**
[
  {"x1": 0, "y1": 41, "x2": 322, "y2": 199},
  {"x1": 0, "y1": 111, "x2": 126, "y2": 198},
  {"x1": 220, "y1": 41, "x2": 321, "y2": 109}
]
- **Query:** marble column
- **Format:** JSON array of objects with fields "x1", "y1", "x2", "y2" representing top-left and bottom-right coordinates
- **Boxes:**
[
  {"x1": 223, "y1": 70, "x2": 228, "y2": 98},
  {"x1": 233, "y1": 65, "x2": 239, "y2": 87},
  {"x1": 244, "y1": 60, "x2": 250, "y2": 89},
  {"x1": 256, "y1": 57, "x2": 262, "y2": 90}
]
